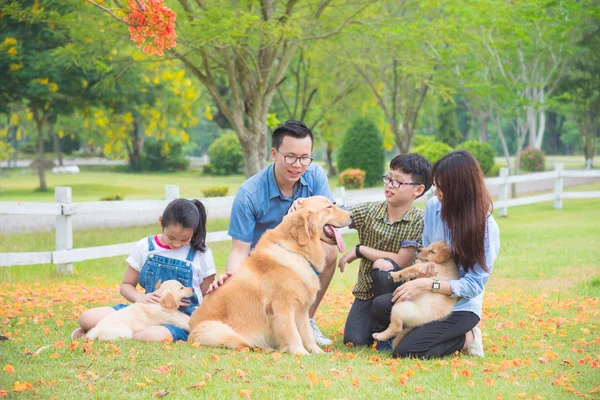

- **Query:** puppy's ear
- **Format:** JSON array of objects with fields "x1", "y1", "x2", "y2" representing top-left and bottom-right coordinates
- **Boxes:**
[
  {"x1": 155, "y1": 280, "x2": 162, "y2": 291},
  {"x1": 290, "y1": 209, "x2": 319, "y2": 246},
  {"x1": 159, "y1": 292, "x2": 179, "y2": 310}
]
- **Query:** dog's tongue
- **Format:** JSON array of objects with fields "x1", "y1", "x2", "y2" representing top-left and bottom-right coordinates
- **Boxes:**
[{"x1": 332, "y1": 227, "x2": 346, "y2": 253}]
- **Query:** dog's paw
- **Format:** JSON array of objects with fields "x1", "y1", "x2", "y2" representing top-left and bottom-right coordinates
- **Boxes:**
[
  {"x1": 372, "y1": 332, "x2": 383, "y2": 341},
  {"x1": 284, "y1": 345, "x2": 310, "y2": 355},
  {"x1": 308, "y1": 345, "x2": 325, "y2": 355}
]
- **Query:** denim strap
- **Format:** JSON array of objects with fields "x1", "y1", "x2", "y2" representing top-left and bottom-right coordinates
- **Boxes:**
[{"x1": 147, "y1": 235, "x2": 155, "y2": 251}]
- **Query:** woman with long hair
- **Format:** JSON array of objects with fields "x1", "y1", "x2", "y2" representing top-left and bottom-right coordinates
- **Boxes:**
[{"x1": 372, "y1": 150, "x2": 500, "y2": 358}]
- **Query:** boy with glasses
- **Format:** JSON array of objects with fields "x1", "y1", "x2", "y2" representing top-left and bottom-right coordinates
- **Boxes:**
[
  {"x1": 338, "y1": 153, "x2": 432, "y2": 349},
  {"x1": 209, "y1": 120, "x2": 336, "y2": 346}
]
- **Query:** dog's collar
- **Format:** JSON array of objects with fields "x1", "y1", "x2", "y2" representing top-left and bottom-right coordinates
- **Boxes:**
[{"x1": 275, "y1": 243, "x2": 320, "y2": 275}]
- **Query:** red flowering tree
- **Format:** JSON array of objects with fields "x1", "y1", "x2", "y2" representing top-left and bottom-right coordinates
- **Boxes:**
[{"x1": 87, "y1": 0, "x2": 373, "y2": 177}]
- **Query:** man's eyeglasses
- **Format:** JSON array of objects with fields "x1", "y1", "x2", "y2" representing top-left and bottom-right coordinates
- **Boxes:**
[
  {"x1": 278, "y1": 151, "x2": 313, "y2": 166},
  {"x1": 382, "y1": 175, "x2": 421, "y2": 189}
]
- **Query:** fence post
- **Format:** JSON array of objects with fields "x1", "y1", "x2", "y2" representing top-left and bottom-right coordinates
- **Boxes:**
[
  {"x1": 554, "y1": 163, "x2": 564, "y2": 210},
  {"x1": 498, "y1": 168, "x2": 509, "y2": 217},
  {"x1": 165, "y1": 185, "x2": 180, "y2": 201},
  {"x1": 333, "y1": 186, "x2": 346, "y2": 206},
  {"x1": 55, "y1": 187, "x2": 73, "y2": 275}
]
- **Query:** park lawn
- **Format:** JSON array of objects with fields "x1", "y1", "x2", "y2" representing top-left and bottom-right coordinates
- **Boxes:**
[
  {"x1": 0, "y1": 200, "x2": 599, "y2": 399},
  {"x1": 0, "y1": 167, "x2": 247, "y2": 202}
]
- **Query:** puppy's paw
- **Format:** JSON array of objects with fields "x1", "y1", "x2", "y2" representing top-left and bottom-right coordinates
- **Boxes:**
[
  {"x1": 388, "y1": 271, "x2": 404, "y2": 283},
  {"x1": 399, "y1": 270, "x2": 420, "y2": 281},
  {"x1": 372, "y1": 332, "x2": 384, "y2": 341}
]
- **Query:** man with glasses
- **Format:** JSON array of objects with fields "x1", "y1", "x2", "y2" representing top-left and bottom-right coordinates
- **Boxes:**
[
  {"x1": 209, "y1": 120, "x2": 336, "y2": 346},
  {"x1": 338, "y1": 154, "x2": 432, "y2": 351}
]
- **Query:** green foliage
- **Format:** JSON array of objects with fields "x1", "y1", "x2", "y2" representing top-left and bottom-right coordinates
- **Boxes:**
[
  {"x1": 435, "y1": 101, "x2": 463, "y2": 147},
  {"x1": 520, "y1": 146, "x2": 546, "y2": 172},
  {"x1": 339, "y1": 168, "x2": 366, "y2": 190},
  {"x1": 337, "y1": 118, "x2": 385, "y2": 187},
  {"x1": 412, "y1": 141, "x2": 453, "y2": 164},
  {"x1": 457, "y1": 140, "x2": 496, "y2": 174},
  {"x1": 100, "y1": 193, "x2": 123, "y2": 201},
  {"x1": 206, "y1": 132, "x2": 244, "y2": 176},
  {"x1": 486, "y1": 163, "x2": 502, "y2": 177},
  {"x1": 412, "y1": 134, "x2": 434, "y2": 148},
  {"x1": 140, "y1": 140, "x2": 189, "y2": 172},
  {"x1": 201, "y1": 185, "x2": 229, "y2": 198}
]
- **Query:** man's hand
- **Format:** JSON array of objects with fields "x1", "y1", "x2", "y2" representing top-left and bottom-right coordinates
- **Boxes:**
[
  {"x1": 337, "y1": 250, "x2": 357, "y2": 273},
  {"x1": 206, "y1": 272, "x2": 234, "y2": 294}
]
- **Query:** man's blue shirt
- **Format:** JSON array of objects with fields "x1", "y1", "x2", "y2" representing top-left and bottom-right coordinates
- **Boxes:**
[
  {"x1": 423, "y1": 197, "x2": 500, "y2": 318},
  {"x1": 228, "y1": 163, "x2": 333, "y2": 248}
]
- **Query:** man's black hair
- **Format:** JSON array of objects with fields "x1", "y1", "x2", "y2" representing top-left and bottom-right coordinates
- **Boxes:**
[
  {"x1": 272, "y1": 120, "x2": 314, "y2": 150},
  {"x1": 389, "y1": 153, "x2": 432, "y2": 198}
]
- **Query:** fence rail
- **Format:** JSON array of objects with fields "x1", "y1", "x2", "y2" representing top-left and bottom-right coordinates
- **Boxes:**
[{"x1": 1, "y1": 163, "x2": 599, "y2": 271}]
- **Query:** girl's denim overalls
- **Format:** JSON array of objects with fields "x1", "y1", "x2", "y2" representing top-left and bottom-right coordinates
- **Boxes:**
[{"x1": 114, "y1": 236, "x2": 200, "y2": 341}]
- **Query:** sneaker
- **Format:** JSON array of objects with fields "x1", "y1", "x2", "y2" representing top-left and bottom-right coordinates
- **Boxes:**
[
  {"x1": 463, "y1": 326, "x2": 484, "y2": 357},
  {"x1": 375, "y1": 339, "x2": 394, "y2": 353},
  {"x1": 71, "y1": 328, "x2": 85, "y2": 340},
  {"x1": 309, "y1": 318, "x2": 332, "y2": 346}
]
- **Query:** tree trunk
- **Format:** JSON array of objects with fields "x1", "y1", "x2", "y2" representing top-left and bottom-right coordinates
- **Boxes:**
[
  {"x1": 32, "y1": 105, "x2": 47, "y2": 191},
  {"x1": 48, "y1": 124, "x2": 64, "y2": 167},
  {"x1": 238, "y1": 118, "x2": 268, "y2": 177},
  {"x1": 128, "y1": 115, "x2": 144, "y2": 170},
  {"x1": 326, "y1": 144, "x2": 336, "y2": 177}
]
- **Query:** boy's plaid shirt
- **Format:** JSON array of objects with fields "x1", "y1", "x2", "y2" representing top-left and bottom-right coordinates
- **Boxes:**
[{"x1": 348, "y1": 201, "x2": 424, "y2": 300}]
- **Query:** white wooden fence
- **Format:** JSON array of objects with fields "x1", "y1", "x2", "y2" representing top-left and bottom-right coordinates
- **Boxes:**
[{"x1": 1, "y1": 163, "x2": 599, "y2": 272}]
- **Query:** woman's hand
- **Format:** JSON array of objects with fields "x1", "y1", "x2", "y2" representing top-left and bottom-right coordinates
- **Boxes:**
[
  {"x1": 337, "y1": 250, "x2": 357, "y2": 273},
  {"x1": 138, "y1": 292, "x2": 162, "y2": 304},
  {"x1": 206, "y1": 272, "x2": 234, "y2": 294},
  {"x1": 392, "y1": 278, "x2": 433, "y2": 303}
]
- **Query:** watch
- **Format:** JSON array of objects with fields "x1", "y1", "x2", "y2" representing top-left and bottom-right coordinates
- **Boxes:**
[
  {"x1": 355, "y1": 244, "x2": 363, "y2": 259},
  {"x1": 432, "y1": 279, "x2": 441, "y2": 293}
]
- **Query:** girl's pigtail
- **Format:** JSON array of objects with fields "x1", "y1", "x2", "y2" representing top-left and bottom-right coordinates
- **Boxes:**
[{"x1": 190, "y1": 199, "x2": 207, "y2": 252}]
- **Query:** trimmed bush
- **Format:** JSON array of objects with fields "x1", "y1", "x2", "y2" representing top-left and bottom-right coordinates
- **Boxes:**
[
  {"x1": 207, "y1": 132, "x2": 244, "y2": 175},
  {"x1": 486, "y1": 163, "x2": 502, "y2": 177},
  {"x1": 412, "y1": 141, "x2": 453, "y2": 164},
  {"x1": 337, "y1": 118, "x2": 385, "y2": 187},
  {"x1": 339, "y1": 168, "x2": 366, "y2": 190},
  {"x1": 457, "y1": 140, "x2": 496, "y2": 175},
  {"x1": 202, "y1": 185, "x2": 229, "y2": 198},
  {"x1": 140, "y1": 140, "x2": 189, "y2": 172},
  {"x1": 412, "y1": 134, "x2": 434, "y2": 148},
  {"x1": 520, "y1": 146, "x2": 546, "y2": 172}
]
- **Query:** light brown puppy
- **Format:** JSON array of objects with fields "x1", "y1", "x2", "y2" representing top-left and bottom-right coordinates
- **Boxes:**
[
  {"x1": 86, "y1": 280, "x2": 194, "y2": 341},
  {"x1": 372, "y1": 241, "x2": 459, "y2": 348},
  {"x1": 189, "y1": 196, "x2": 352, "y2": 355}
]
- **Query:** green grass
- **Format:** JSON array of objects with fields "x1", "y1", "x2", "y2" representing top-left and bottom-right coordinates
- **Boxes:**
[
  {"x1": 0, "y1": 199, "x2": 599, "y2": 398},
  {"x1": 0, "y1": 167, "x2": 247, "y2": 202}
]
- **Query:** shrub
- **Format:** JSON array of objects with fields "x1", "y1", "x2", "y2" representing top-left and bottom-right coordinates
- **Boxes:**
[
  {"x1": 486, "y1": 163, "x2": 502, "y2": 177},
  {"x1": 412, "y1": 141, "x2": 453, "y2": 164},
  {"x1": 207, "y1": 132, "x2": 244, "y2": 175},
  {"x1": 412, "y1": 134, "x2": 434, "y2": 148},
  {"x1": 337, "y1": 118, "x2": 385, "y2": 187},
  {"x1": 339, "y1": 168, "x2": 366, "y2": 190},
  {"x1": 100, "y1": 193, "x2": 124, "y2": 201},
  {"x1": 140, "y1": 140, "x2": 189, "y2": 172},
  {"x1": 202, "y1": 185, "x2": 229, "y2": 198},
  {"x1": 435, "y1": 100, "x2": 463, "y2": 147},
  {"x1": 457, "y1": 140, "x2": 496, "y2": 175},
  {"x1": 520, "y1": 146, "x2": 546, "y2": 172}
]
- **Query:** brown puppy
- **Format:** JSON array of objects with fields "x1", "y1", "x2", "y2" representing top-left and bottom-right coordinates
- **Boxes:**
[
  {"x1": 372, "y1": 241, "x2": 459, "y2": 348},
  {"x1": 86, "y1": 280, "x2": 194, "y2": 341},
  {"x1": 189, "y1": 196, "x2": 352, "y2": 355}
]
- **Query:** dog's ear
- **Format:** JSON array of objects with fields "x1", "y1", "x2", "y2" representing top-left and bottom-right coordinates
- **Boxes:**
[
  {"x1": 159, "y1": 292, "x2": 179, "y2": 310},
  {"x1": 290, "y1": 209, "x2": 319, "y2": 246},
  {"x1": 155, "y1": 280, "x2": 162, "y2": 291}
]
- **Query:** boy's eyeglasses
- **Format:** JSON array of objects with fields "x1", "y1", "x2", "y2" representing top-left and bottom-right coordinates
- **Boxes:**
[
  {"x1": 278, "y1": 151, "x2": 313, "y2": 166},
  {"x1": 382, "y1": 175, "x2": 420, "y2": 189}
]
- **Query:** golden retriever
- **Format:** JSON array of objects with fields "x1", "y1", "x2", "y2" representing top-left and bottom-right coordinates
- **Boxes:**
[
  {"x1": 372, "y1": 241, "x2": 459, "y2": 348},
  {"x1": 189, "y1": 196, "x2": 352, "y2": 355},
  {"x1": 86, "y1": 280, "x2": 194, "y2": 341}
]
